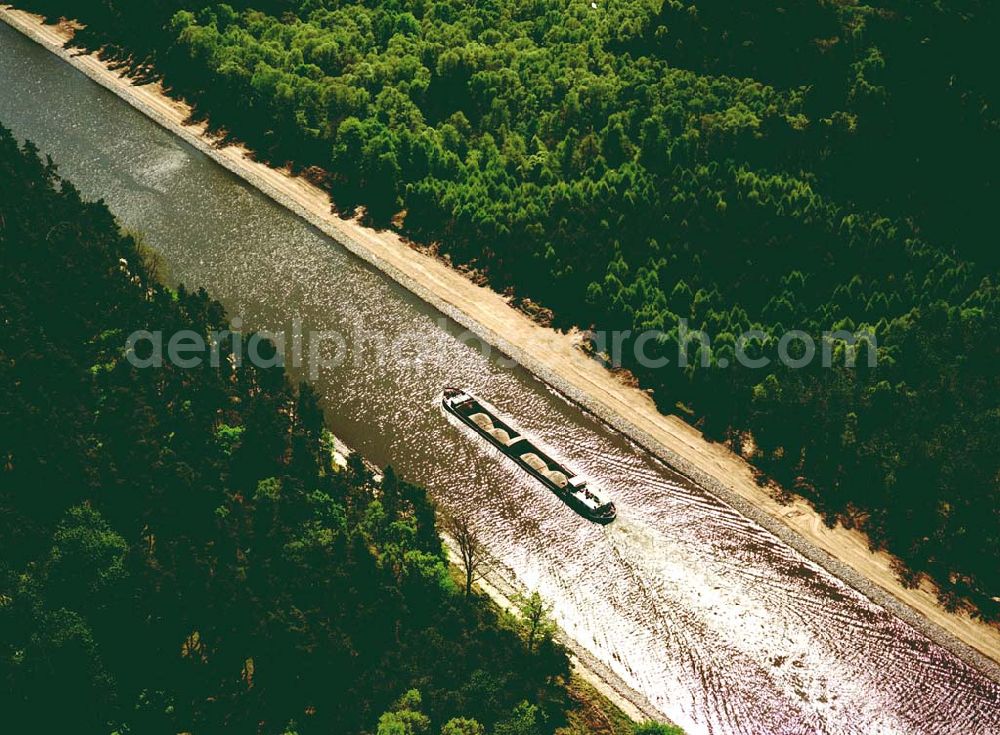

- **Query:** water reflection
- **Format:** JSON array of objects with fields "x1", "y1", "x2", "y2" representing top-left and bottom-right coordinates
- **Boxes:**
[{"x1": 1, "y1": 22, "x2": 998, "y2": 735}]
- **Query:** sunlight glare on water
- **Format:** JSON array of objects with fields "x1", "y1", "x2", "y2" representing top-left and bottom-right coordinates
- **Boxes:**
[{"x1": 1, "y1": 23, "x2": 997, "y2": 735}]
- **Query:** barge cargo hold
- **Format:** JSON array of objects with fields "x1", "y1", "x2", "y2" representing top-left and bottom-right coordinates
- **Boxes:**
[{"x1": 443, "y1": 387, "x2": 616, "y2": 523}]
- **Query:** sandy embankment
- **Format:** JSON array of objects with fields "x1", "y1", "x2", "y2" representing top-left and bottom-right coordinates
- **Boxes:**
[{"x1": 2, "y1": 5, "x2": 998, "y2": 683}]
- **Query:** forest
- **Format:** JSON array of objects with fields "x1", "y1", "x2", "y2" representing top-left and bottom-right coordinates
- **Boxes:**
[
  {"x1": 0, "y1": 125, "x2": 682, "y2": 735},
  {"x1": 11, "y1": 0, "x2": 998, "y2": 621}
]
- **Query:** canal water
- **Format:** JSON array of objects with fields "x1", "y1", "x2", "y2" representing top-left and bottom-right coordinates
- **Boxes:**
[{"x1": 1, "y1": 23, "x2": 997, "y2": 735}]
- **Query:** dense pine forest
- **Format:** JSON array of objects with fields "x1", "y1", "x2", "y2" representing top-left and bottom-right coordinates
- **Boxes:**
[
  {"x1": 0, "y1": 126, "x2": 683, "y2": 735},
  {"x1": 11, "y1": 0, "x2": 998, "y2": 621}
]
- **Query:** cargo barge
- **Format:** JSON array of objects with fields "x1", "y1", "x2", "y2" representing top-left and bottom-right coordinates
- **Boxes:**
[{"x1": 442, "y1": 388, "x2": 616, "y2": 523}]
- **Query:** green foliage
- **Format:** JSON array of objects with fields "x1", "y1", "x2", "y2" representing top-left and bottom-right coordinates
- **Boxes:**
[
  {"x1": 17, "y1": 0, "x2": 1000, "y2": 623},
  {"x1": 515, "y1": 591, "x2": 556, "y2": 653},
  {"x1": 442, "y1": 717, "x2": 486, "y2": 735},
  {"x1": 44, "y1": 504, "x2": 129, "y2": 608},
  {"x1": 215, "y1": 421, "x2": 245, "y2": 454},
  {"x1": 255, "y1": 475, "x2": 284, "y2": 500},
  {"x1": 493, "y1": 701, "x2": 543, "y2": 735},
  {"x1": 634, "y1": 722, "x2": 684, "y2": 735},
  {"x1": 377, "y1": 689, "x2": 432, "y2": 735},
  {"x1": 0, "y1": 127, "x2": 579, "y2": 734}
]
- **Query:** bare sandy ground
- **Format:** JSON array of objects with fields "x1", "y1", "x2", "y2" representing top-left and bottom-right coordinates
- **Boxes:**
[{"x1": 3, "y1": 5, "x2": 998, "y2": 683}]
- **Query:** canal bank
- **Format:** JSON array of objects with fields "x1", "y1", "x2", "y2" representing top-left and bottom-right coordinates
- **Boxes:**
[
  {"x1": 1, "y1": 1, "x2": 996, "y2": 683},
  {"x1": 2, "y1": 7, "x2": 999, "y2": 732},
  {"x1": 337, "y1": 438, "x2": 668, "y2": 727}
]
